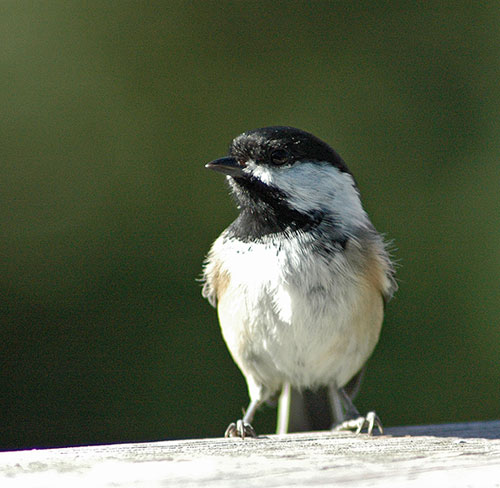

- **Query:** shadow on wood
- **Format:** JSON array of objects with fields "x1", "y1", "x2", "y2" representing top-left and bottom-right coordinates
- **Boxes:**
[{"x1": 386, "y1": 420, "x2": 500, "y2": 439}]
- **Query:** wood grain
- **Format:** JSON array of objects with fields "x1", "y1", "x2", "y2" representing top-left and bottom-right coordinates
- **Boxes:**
[{"x1": 1, "y1": 421, "x2": 499, "y2": 487}]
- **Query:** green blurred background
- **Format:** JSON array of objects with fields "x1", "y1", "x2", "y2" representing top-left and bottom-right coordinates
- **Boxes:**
[{"x1": 1, "y1": 1, "x2": 499, "y2": 450}]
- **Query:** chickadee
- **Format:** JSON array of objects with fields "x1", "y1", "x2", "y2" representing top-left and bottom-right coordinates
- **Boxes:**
[{"x1": 202, "y1": 126, "x2": 396, "y2": 438}]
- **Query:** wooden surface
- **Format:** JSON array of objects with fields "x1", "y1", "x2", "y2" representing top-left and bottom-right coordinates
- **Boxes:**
[{"x1": 1, "y1": 421, "x2": 500, "y2": 487}]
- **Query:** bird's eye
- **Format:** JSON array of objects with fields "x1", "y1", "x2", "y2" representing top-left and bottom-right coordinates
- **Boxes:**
[{"x1": 270, "y1": 149, "x2": 289, "y2": 166}]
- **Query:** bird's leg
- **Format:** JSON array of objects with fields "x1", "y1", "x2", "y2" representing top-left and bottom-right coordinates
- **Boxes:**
[
  {"x1": 328, "y1": 384, "x2": 345, "y2": 424},
  {"x1": 332, "y1": 387, "x2": 383, "y2": 435},
  {"x1": 224, "y1": 398, "x2": 261, "y2": 439}
]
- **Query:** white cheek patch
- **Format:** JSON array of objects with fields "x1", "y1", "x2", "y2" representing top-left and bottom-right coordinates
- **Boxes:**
[{"x1": 249, "y1": 161, "x2": 369, "y2": 231}]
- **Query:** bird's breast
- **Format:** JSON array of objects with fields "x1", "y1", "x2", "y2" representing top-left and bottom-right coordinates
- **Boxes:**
[{"x1": 209, "y1": 232, "x2": 385, "y2": 390}]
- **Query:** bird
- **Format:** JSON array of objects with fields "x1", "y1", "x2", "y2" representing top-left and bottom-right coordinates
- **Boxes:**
[{"x1": 201, "y1": 126, "x2": 397, "y2": 438}]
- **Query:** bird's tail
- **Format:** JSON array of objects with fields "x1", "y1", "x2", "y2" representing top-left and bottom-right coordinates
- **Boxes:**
[{"x1": 276, "y1": 369, "x2": 365, "y2": 433}]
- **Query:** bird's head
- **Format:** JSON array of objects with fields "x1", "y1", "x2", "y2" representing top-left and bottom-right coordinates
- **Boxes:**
[{"x1": 206, "y1": 126, "x2": 369, "y2": 238}]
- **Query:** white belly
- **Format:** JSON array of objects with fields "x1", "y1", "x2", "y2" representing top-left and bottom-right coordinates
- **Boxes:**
[{"x1": 214, "y1": 234, "x2": 384, "y2": 399}]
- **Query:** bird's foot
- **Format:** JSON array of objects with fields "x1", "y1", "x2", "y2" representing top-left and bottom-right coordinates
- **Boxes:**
[
  {"x1": 224, "y1": 419, "x2": 257, "y2": 439},
  {"x1": 334, "y1": 411, "x2": 383, "y2": 436}
]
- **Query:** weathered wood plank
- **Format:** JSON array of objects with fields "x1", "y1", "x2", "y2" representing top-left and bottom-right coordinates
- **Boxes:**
[{"x1": 1, "y1": 421, "x2": 499, "y2": 487}]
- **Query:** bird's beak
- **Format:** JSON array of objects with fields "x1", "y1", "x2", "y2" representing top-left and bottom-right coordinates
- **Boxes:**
[{"x1": 205, "y1": 157, "x2": 246, "y2": 177}]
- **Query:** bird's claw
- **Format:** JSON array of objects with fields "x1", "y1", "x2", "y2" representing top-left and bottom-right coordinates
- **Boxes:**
[
  {"x1": 224, "y1": 419, "x2": 257, "y2": 439},
  {"x1": 334, "y1": 411, "x2": 383, "y2": 435}
]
